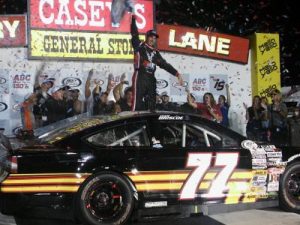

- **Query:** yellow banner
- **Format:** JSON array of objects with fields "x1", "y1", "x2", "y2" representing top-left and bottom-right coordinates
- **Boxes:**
[
  {"x1": 30, "y1": 29, "x2": 144, "y2": 60},
  {"x1": 251, "y1": 33, "x2": 281, "y2": 99}
]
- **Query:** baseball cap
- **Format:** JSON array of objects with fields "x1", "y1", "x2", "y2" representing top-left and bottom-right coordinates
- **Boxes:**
[
  {"x1": 69, "y1": 88, "x2": 80, "y2": 93},
  {"x1": 146, "y1": 29, "x2": 159, "y2": 38},
  {"x1": 47, "y1": 86, "x2": 64, "y2": 95},
  {"x1": 160, "y1": 91, "x2": 169, "y2": 97},
  {"x1": 42, "y1": 78, "x2": 55, "y2": 87}
]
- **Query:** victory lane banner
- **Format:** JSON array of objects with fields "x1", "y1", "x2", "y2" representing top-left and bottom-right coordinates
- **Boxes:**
[{"x1": 30, "y1": 29, "x2": 145, "y2": 60}]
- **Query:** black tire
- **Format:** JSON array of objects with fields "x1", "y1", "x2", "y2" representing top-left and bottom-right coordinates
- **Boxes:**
[
  {"x1": 76, "y1": 172, "x2": 135, "y2": 225},
  {"x1": 279, "y1": 162, "x2": 300, "y2": 213}
]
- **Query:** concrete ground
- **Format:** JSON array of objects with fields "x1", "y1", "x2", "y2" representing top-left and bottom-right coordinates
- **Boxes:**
[{"x1": 1, "y1": 207, "x2": 300, "y2": 225}]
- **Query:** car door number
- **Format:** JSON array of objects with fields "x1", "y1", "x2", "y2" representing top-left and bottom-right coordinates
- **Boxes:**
[{"x1": 180, "y1": 152, "x2": 239, "y2": 200}]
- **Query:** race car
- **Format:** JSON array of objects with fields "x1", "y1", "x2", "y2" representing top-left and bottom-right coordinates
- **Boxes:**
[{"x1": 0, "y1": 111, "x2": 300, "y2": 225}]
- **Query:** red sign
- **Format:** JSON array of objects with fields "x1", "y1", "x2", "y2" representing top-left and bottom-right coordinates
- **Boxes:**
[
  {"x1": 0, "y1": 15, "x2": 26, "y2": 47},
  {"x1": 30, "y1": 0, "x2": 154, "y2": 33},
  {"x1": 157, "y1": 24, "x2": 249, "y2": 64}
]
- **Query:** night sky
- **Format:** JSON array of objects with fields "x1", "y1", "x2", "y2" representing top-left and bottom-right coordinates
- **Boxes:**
[{"x1": 1, "y1": 0, "x2": 299, "y2": 86}]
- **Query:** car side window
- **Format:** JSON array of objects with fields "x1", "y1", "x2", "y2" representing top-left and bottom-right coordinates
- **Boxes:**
[
  {"x1": 159, "y1": 123, "x2": 183, "y2": 147},
  {"x1": 86, "y1": 122, "x2": 149, "y2": 147},
  {"x1": 185, "y1": 123, "x2": 222, "y2": 148}
]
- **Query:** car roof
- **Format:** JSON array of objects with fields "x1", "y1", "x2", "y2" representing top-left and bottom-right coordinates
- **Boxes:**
[{"x1": 35, "y1": 111, "x2": 244, "y2": 144}]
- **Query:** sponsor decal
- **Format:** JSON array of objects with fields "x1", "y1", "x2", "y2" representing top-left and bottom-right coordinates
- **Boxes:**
[
  {"x1": 209, "y1": 74, "x2": 228, "y2": 97},
  {"x1": 268, "y1": 167, "x2": 284, "y2": 175},
  {"x1": 267, "y1": 181, "x2": 279, "y2": 192},
  {"x1": 145, "y1": 201, "x2": 168, "y2": 208},
  {"x1": 156, "y1": 79, "x2": 168, "y2": 89},
  {"x1": 158, "y1": 115, "x2": 184, "y2": 120},
  {"x1": 266, "y1": 152, "x2": 282, "y2": 158},
  {"x1": 0, "y1": 102, "x2": 8, "y2": 112},
  {"x1": 0, "y1": 15, "x2": 26, "y2": 47},
  {"x1": 0, "y1": 77, "x2": 7, "y2": 84},
  {"x1": 157, "y1": 24, "x2": 249, "y2": 64},
  {"x1": 62, "y1": 77, "x2": 82, "y2": 87}
]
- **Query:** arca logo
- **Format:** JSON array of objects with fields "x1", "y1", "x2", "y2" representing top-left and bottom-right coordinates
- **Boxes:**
[
  {"x1": 172, "y1": 81, "x2": 188, "y2": 88},
  {"x1": 156, "y1": 79, "x2": 168, "y2": 89},
  {"x1": 0, "y1": 102, "x2": 8, "y2": 112},
  {"x1": 62, "y1": 77, "x2": 82, "y2": 87},
  {"x1": 0, "y1": 77, "x2": 7, "y2": 84}
]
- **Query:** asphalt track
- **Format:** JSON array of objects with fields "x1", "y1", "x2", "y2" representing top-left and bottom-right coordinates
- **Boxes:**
[{"x1": 1, "y1": 207, "x2": 300, "y2": 225}]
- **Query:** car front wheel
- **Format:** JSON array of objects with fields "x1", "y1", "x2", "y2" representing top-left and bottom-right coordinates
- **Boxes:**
[
  {"x1": 76, "y1": 172, "x2": 135, "y2": 225},
  {"x1": 280, "y1": 162, "x2": 300, "y2": 213}
]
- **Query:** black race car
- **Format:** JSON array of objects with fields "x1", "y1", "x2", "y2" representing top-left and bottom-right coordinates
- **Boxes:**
[{"x1": 0, "y1": 111, "x2": 300, "y2": 225}]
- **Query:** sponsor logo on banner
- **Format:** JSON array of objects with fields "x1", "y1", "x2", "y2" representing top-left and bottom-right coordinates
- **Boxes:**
[
  {"x1": 30, "y1": 0, "x2": 154, "y2": 33},
  {"x1": 192, "y1": 78, "x2": 208, "y2": 92},
  {"x1": 156, "y1": 24, "x2": 249, "y2": 64},
  {"x1": 29, "y1": 30, "x2": 143, "y2": 60},
  {"x1": 157, "y1": 79, "x2": 168, "y2": 89},
  {"x1": 62, "y1": 77, "x2": 82, "y2": 87},
  {"x1": 172, "y1": 81, "x2": 188, "y2": 88},
  {"x1": 13, "y1": 103, "x2": 21, "y2": 112},
  {"x1": 0, "y1": 102, "x2": 8, "y2": 112},
  {"x1": 252, "y1": 33, "x2": 280, "y2": 101},
  {"x1": 13, "y1": 74, "x2": 31, "y2": 89},
  {"x1": 0, "y1": 15, "x2": 26, "y2": 47},
  {"x1": 0, "y1": 77, "x2": 6, "y2": 84},
  {"x1": 209, "y1": 74, "x2": 227, "y2": 97},
  {"x1": 29, "y1": 0, "x2": 154, "y2": 60}
]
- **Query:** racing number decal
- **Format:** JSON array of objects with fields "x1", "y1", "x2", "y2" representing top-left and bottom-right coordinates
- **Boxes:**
[{"x1": 180, "y1": 152, "x2": 239, "y2": 200}]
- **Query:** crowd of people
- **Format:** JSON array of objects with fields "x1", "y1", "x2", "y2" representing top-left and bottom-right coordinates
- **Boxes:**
[
  {"x1": 20, "y1": 70, "x2": 232, "y2": 130},
  {"x1": 20, "y1": 73, "x2": 298, "y2": 147}
]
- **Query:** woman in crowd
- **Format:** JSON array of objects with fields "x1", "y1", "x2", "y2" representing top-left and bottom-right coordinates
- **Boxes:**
[
  {"x1": 245, "y1": 96, "x2": 265, "y2": 141},
  {"x1": 218, "y1": 84, "x2": 231, "y2": 127},
  {"x1": 188, "y1": 92, "x2": 222, "y2": 123},
  {"x1": 267, "y1": 89, "x2": 288, "y2": 146}
]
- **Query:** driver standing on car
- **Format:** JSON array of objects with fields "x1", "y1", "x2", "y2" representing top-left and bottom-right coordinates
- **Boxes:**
[{"x1": 130, "y1": 13, "x2": 184, "y2": 111}]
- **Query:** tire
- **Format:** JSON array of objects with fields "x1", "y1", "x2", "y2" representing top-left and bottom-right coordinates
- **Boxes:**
[
  {"x1": 76, "y1": 172, "x2": 135, "y2": 225},
  {"x1": 279, "y1": 162, "x2": 300, "y2": 213}
]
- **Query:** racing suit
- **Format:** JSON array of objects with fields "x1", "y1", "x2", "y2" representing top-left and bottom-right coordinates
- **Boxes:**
[{"x1": 131, "y1": 16, "x2": 179, "y2": 111}]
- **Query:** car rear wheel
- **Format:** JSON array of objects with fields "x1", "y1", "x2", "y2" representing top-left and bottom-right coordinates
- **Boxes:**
[
  {"x1": 280, "y1": 163, "x2": 300, "y2": 213},
  {"x1": 76, "y1": 172, "x2": 135, "y2": 225}
]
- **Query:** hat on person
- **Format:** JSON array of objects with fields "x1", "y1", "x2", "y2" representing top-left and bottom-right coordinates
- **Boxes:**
[
  {"x1": 69, "y1": 88, "x2": 80, "y2": 93},
  {"x1": 24, "y1": 93, "x2": 35, "y2": 101},
  {"x1": 160, "y1": 91, "x2": 169, "y2": 97},
  {"x1": 270, "y1": 89, "x2": 281, "y2": 96},
  {"x1": 146, "y1": 29, "x2": 159, "y2": 38},
  {"x1": 41, "y1": 78, "x2": 55, "y2": 87},
  {"x1": 47, "y1": 86, "x2": 64, "y2": 95},
  {"x1": 190, "y1": 93, "x2": 196, "y2": 100}
]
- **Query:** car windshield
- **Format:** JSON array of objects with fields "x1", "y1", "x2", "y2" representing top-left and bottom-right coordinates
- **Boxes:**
[{"x1": 35, "y1": 111, "x2": 147, "y2": 144}]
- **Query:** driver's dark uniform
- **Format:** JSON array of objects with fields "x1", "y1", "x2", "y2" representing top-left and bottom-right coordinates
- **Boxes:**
[{"x1": 130, "y1": 16, "x2": 179, "y2": 111}]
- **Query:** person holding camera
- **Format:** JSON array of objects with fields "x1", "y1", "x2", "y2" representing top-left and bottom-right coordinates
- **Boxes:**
[{"x1": 268, "y1": 89, "x2": 288, "y2": 145}]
